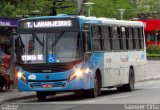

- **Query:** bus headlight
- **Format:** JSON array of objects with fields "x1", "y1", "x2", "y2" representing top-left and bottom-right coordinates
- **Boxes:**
[
  {"x1": 68, "y1": 69, "x2": 83, "y2": 82},
  {"x1": 17, "y1": 72, "x2": 27, "y2": 83}
]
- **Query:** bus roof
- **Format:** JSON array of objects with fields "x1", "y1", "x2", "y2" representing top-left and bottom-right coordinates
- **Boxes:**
[
  {"x1": 20, "y1": 14, "x2": 144, "y2": 27},
  {"x1": 78, "y1": 16, "x2": 144, "y2": 27}
]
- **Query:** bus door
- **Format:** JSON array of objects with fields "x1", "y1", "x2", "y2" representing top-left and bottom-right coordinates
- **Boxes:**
[{"x1": 82, "y1": 23, "x2": 92, "y2": 87}]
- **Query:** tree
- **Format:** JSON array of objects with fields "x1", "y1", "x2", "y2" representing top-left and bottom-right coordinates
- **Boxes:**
[
  {"x1": 88, "y1": 0, "x2": 137, "y2": 20},
  {"x1": 56, "y1": 0, "x2": 77, "y2": 15},
  {"x1": 136, "y1": 0, "x2": 160, "y2": 19},
  {"x1": 0, "y1": 0, "x2": 53, "y2": 17},
  {"x1": 0, "y1": 0, "x2": 78, "y2": 17},
  {"x1": 3, "y1": 0, "x2": 160, "y2": 20}
]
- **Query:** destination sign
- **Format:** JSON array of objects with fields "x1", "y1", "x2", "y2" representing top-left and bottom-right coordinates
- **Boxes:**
[
  {"x1": 19, "y1": 19, "x2": 76, "y2": 29},
  {"x1": 21, "y1": 55, "x2": 43, "y2": 61},
  {"x1": 26, "y1": 20, "x2": 72, "y2": 28}
]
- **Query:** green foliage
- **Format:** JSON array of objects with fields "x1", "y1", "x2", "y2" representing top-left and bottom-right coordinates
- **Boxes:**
[
  {"x1": 147, "y1": 53, "x2": 160, "y2": 57},
  {"x1": 136, "y1": 0, "x2": 160, "y2": 18},
  {"x1": 88, "y1": 0, "x2": 137, "y2": 20},
  {"x1": 0, "y1": 0, "x2": 53, "y2": 17},
  {"x1": 147, "y1": 46, "x2": 160, "y2": 54},
  {"x1": 0, "y1": 2, "x2": 16, "y2": 17},
  {"x1": 1, "y1": 0, "x2": 160, "y2": 19},
  {"x1": 56, "y1": 0, "x2": 77, "y2": 15},
  {"x1": 0, "y1": 0, "x2": 77, "y2": 17}
]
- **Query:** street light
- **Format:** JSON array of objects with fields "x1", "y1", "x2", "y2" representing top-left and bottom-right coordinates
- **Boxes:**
[
  {"x1": 84, "y1": 2, "x2": 95, "y2": 17},
  {"x1": 118, "y1": 8, "x2": 126, "y2": 20},
  {"x1": 32, "y1": 10, "x2": 40, "y2": 14}
]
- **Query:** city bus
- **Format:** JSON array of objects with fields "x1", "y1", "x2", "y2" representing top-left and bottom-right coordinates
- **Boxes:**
[{"x1": 16, "y1": 14, "x2": 146, "y2": 100}]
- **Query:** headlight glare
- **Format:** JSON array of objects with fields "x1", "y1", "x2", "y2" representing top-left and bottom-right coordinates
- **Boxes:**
[
  {"x1": 68, "y1": 69, "x2": 83, "y2": 82},
  {"x1": 17, "y1": 71, "x2": 27, "y2": 83}
]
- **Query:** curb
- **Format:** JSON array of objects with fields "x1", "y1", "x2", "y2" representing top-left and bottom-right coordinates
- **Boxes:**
[
  {"x1": 0, "y1": 94, "x2": 36, "y2": 103},
  {"x1": 140, "y1": 76, "x2": 160, "y2": 82},
  {"x1": 147, "y1": 57, "x2": 160, "y2": 60}
]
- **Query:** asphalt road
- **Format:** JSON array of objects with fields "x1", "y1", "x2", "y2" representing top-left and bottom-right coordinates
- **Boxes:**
[{"x1": 2, "y1": 80, "x2": 160, "y2": 110}]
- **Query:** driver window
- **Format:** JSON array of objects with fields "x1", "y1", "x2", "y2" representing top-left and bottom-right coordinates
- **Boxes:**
[{"x1": 84, "y1": 32, "x2": 91, "y2": 52}]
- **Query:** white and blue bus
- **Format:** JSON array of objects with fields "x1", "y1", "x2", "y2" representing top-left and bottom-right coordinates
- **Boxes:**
[{"x1": 16, "y1": 15, "x2": 146, "y2": 100}]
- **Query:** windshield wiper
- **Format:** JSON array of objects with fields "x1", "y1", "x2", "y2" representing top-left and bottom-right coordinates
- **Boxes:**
[
  {"x1": 52, "y1": 30, "x2": 65, "y2": 47},
  {"x1": 32, "y1": 33, "x2": 44, "y2": 46}
]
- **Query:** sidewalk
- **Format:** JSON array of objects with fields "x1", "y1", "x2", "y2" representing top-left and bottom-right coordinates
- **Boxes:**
[
  {"x1": 143, "y1": 60, "x2": 160, "y2": 81},
  {"x1": 0, "y1": 89, "x2": 35, "y2": 103},
  {"x1": 0, "y1": 60, "x2": 160, "y2": 103}
]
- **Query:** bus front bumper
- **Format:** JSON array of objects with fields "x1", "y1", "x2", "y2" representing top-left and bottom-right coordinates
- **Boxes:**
[{"x1": 18, "y1": 78, "x2": 89, "y2": 92}]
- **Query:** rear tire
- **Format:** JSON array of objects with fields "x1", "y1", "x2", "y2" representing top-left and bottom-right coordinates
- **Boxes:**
[
  {"x1": 117, "y1": 86, "x2": 124, "y2": 92},
  {"x1": 124, "y1": 68, "x2": 135, "y2": 91}
]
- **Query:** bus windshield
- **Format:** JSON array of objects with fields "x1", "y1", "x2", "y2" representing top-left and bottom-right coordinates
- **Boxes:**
[{"x1": 15, "y1": 31, "x2": 81, "y2": 64}]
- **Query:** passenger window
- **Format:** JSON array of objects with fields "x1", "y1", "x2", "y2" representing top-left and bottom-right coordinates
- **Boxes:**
[
  {"x1": 121, "y1": 27, "x2": 127, "y2": 50},
  {"x1": 101, "y1": 26, "x2": 111, "y2": 51},
  {"x1": 112, "y1": 27, "x2": 120, "y2": 50},
  {"x1": 128, "y1": 28, "x2": 133, "y2": 50},
  {"x1": 92, "y1": 26, "x2": 103, "y2": 51},
  {"x1": 134, "y1": 28, "x2": 140, "y2": 49},
  {"x1": 139, "y1": 28, "x2": 144, "y2": 49}
]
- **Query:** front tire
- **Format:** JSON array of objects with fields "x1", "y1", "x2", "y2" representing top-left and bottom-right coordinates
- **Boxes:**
[
  {"x1": 87, "y1": 75, "x2": 100, "y2": 98},
  {"x1": 36, "y1": 92, "x2": 47, "y2": 101}
]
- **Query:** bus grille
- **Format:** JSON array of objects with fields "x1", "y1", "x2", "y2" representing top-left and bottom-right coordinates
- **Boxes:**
[{"x1": 30, "y1": 81, "x2": 66, "y2": 88}]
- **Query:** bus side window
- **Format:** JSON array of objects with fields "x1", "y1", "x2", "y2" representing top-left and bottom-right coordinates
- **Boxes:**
[
  {"x1": 132, "y1": 28, "x2": 136, "y2": 49},
  {"x1": 92, "y1": 25, "x2": 102, "y2": 51},
  {"x1": 118, "y1": 27, "x2": 123, "y2": 50},
  {"x1": 128, "y1": 28, "x2": 133, "y2": 50},
  {"x1": 121, "y1": 27, "x2": 127, "y2": 50},
  {"x1": 139, "y1": 27, "x2": 144, "y2": 49},
  {"x1": 112, "y1": 26, "x2": 120, "y2": 51},
  {"x1": 101, "y1": 26, "x2": 111, "y2": 51},
  {"x1": 125, "y1": 28, "x2": 129, "y2": 50},
  {"x1": 133, "y1": 28, "x2": 140, "y2": 50},
  {"x1": 83, "y1": 31, "x2": 91, "y2": 52}
]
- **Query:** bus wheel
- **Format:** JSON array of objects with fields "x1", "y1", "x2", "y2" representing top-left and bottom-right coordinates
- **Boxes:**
[
  {"x1": 36, "y1": 92, "x2": 46, "y2": 101},
  {"x1": 87, "y1": 75, "x2": 99, "y2": 98},
  {"x1": 117, "y1": 86, "x2": 124, "y2": 92},
  {"x1": 125, "y1": 68, "x2": 135, "y2": 91}
]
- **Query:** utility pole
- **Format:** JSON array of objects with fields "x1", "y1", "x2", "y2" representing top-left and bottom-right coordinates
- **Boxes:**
[
  {"x1": 77, "y1": 0, "x2": 86, "y2": 15},
  {"x1": 10, "y1": 28, "x2": 16, "y2": 88}
]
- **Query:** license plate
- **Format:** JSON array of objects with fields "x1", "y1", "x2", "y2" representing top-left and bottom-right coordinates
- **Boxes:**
[{"x1": 42, "y1": 84, "x2": 52, "y2": 88}]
